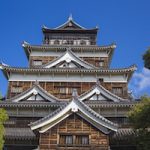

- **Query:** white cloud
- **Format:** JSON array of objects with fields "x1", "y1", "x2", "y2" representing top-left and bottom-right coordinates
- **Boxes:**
[{"x1": 129, "y1": 67, "x2": 150, "y2": 96}]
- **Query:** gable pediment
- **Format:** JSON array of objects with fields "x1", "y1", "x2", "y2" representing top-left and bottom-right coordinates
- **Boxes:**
[
  {"x1": 79, "y1": 83, "x2": 128, "y2": 102},
  {"x1": 41, "y1": 49, "x2": 96, "y2": 69},
  {"x1": 30, "y1": 91, "x2": 117, "y2": 134},
  {"x1": 55, "y1": 15, "x2": 86, "y2": 30},
  {"x1": 9, "y1": 83, "x2": 60, "y2": 102}
]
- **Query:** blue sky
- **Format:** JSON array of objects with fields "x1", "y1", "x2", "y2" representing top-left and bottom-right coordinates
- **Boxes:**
[{"x1": 0, "y1": 0, "x2": 150, "y2": 97}]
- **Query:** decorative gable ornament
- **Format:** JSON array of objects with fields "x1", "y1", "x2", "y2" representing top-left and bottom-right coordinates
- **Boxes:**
[
  {"x1": 79, "y1": 80, "x2": 128, "y2": 102},
  {"x1": 40, "y1": 48, "x2": 97, "y2": 69},
  {"x1": 30, "y1": 89, "x2": 118, "y2": 134},
  {"x1": 8, "y1": 82, "x2": 63, "y2": 102}
]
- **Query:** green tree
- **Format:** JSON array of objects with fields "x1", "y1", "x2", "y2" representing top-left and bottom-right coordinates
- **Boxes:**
[
  {"x1": 143, "y1": 49, "x2": 150, "y2": 69},
  {"x1": 128, "y1": 96, "x2": 150, "y2": 150},
  {"x1": 0, "y1": 94, "x2": 8, "y2": 150}
]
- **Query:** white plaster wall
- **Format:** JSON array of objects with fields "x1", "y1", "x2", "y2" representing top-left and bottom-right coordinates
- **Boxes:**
[
  {"x1": 30, "y1": 51, "x2": 108, "y2": 57},
  {"x1": 9, "y1": 72, "x2": 127, "y2": 82}
]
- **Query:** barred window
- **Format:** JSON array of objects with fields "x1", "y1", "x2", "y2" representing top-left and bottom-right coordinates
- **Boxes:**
[
  {"x1": 99, "y1": 60, "x2": 104, "y2": 67},
  {"x1": 76, "y1": 135, "x2": 89, "y2": 145},
  {"x1": 60, "y1": 135, "x2": 73, "y2": 145},
  {"x1": 60, "y1": 87, "x2": 73, "y2": 94},
  {"x1": 59, "y1": 134, "x2": 89, "y2": 145},
  {"x1": 33, "y1": 60, "x2": 42, "y2": 66},
  {"x1": 60, "y1": 87, "x2": 66, "y2": 94},
  {"x1": 112, "y1": 87, "x2": 123, "y2": 95},
  {"x1": 66, "y1": 135, "x2": 73, "y2": 144},
  {"x1": 11, "y1": 87, "x2": 22, "y2": 93}
]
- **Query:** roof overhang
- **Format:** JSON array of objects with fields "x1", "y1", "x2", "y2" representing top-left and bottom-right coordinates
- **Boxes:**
[
  {"x1": 22, "y1": 43, "x2": 116, "y2": 61},
  {"x1": 30, "y1": 94, "x2": 118, "y2": 134},
  {"x1": 0, "y1": 63, "x2": 137, "y2": 82}
]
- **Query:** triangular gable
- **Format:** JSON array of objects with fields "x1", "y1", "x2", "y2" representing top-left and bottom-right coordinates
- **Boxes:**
[
  {"x1": 55, "y1": 15, "x2": 86, "y2": 30},
  {"x1": 30, "y1": 90, "x2": 117, "y2": 134},
  {"x1": 40, "y1": 48, "x2": 96, "y2": 69},
  {"x1": 79, "y1": 82, "x2": 128, "y2": 102},
  {"x1": 9, "y1": 82, "x2": 61, "y2": 102}
]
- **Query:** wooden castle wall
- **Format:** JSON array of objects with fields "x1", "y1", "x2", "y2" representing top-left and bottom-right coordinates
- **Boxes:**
[
  {"x1": 8, "y1": 81, "x2": 128, "y2": 99},
  {"x1": 29, "y1": 56, "x2": 56, "y2": 67},
  {"x1": 39, "y1": 113, "x2": 109, "y2": 150},
  {"x1": 29, "y1": 56, "x2": 109, "y2": 68}
]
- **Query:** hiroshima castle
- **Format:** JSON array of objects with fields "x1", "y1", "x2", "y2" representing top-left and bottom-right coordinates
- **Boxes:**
[{"x1": 0, "y1": 15, "x2": 137, "y2": 150}]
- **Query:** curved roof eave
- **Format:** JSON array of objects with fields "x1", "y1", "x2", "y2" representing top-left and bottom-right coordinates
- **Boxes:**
[
  {"x1": 22, "y1": 43, "x2": 116, "y2": 60},
  {"x1": 30, "y1": 94, "x2": 118, "y2": 133},
  {"x1": 7, "y1": 82, "x2": 68, "y2": 102}
]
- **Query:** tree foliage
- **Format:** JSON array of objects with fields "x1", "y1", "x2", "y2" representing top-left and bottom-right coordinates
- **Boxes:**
[
  {"x1": 128, "y1": 96, "x2": 150, "y2": 129},
  {"x1": 143, "y1": 49, "x2": 150, "y2": 69},
  {"x1": 0, "y1": 94, "x2": 8, "y2": 150},
  {"x1": 128, "y1": 96, "x2": 150, "y2": 150}
]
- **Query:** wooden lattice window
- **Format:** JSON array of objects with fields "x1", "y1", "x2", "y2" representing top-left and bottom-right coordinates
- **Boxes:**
[
  {"x1": 76, "y1": 135, "x2": 89, "y2": 145},
  {"x1": 11, "y1": 87, "x2": 22, "y2": 93},
  {"x1": 112, "y1": 87, "x2": 123, "y2": 95},
  {"x1": 99, "y1": 60, "x2": 104, "y2": 67},
  {"x1": 59, "y1": 134, "x2": 89, "y2": 145},
  {"x1": 60, "y1": 87, "x2": 73, "y2": 94},
  {"x1": 60, "y1": 135, "x2": 73, "y2": 145},
  {"x1": 33, "y1": 60, "x2": 42, "y2": 66}
]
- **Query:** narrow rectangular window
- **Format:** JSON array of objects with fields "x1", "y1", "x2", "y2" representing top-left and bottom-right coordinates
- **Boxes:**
[
  {"x1": 59, "y1": 135, "x2": 73, "y2": 145},
  {"x1": 11, "y1": 87, "x2": 22, "y2": 93},
  {"x1": 33, "y1": 60, "x2": 42, "y2": 66},
  {"x1": 82, "y1": 136, "x2": 89, "y2": 145},
  {"x1": 112, "y1": 87, "x2": 123, "y2": 95},
  {"x1": 66, "y1": 135, "x2": 73, "y2": 144},
  {"x1": 60, "y1": 87, "x2": 66, "y2": 94},
  {"x1": 76, "y1": 135, "x2": 89, "y2": 145},
  {"x1": 99, "y1": 60, "x2": 104, "y2": 67}
]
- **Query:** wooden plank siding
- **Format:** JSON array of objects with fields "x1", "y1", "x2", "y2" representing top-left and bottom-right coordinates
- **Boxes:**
[
  {"x1": 39, "y1": 114, "x2": 109, "y2": 150},
  {"x1": 30, "y1": 56, "x2": 109, "y2": 68},
  {"x1": 7, "y1": 81, "x2": 128, "y2": 99}
]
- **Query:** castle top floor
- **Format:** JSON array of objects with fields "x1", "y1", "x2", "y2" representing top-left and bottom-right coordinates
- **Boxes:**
[{"x1": 42, "y1": 15, "x2": 98, "y2": 46}]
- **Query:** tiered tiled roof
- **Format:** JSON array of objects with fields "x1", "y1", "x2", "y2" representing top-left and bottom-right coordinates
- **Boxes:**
[
  {"x1": 30, "y1": 89, "x2": 118, "y2": 134},
  {"x1": 22, "y1": 42, "x2": 116, "y2": 59},
  {"x1": 6, "y1": 81, "x2": 67, "y2": 102},
  {"x1": 4, "y1": 128, "x2": 36, "y2": 140},
  {"x1": 79, "y1": 80, "x2": 129, "y2": 102},
  {"x1": 0, "y1": 63, "x2": 137, "y2": 81},
  {"x1": 42, "y1": 15, "x2": 98, "y2": 33}
]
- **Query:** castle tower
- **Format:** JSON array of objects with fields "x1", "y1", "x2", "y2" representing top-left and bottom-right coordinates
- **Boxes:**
[{"x1": 0, "y1": 16, "x2": 137, "y2": 150}]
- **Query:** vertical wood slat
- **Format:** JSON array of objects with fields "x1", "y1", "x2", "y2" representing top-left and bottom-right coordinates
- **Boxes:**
[{"x1": 39, "y1": 114, "x2": 109, "y2": 150}]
